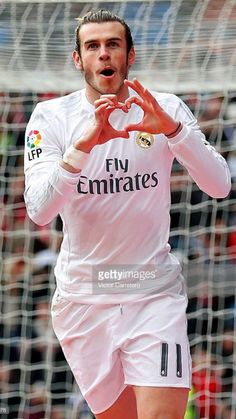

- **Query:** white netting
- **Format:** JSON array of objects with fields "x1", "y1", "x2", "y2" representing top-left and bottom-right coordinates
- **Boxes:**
[
  {"x1": 1, "y1": 1, "x2": 236, "y2": 418},
  {"x1": 1, "y1": 0, "x2": 236, "y2": 92}
]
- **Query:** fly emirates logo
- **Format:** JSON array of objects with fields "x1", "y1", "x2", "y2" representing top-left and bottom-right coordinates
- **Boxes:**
[{"x1": 77, "y1": 158, "x2": 158, "y2": 195}]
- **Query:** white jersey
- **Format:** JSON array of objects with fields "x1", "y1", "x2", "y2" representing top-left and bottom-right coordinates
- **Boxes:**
[{"x1": 24, "y1": 88, "x2": 231, "y2": 303}]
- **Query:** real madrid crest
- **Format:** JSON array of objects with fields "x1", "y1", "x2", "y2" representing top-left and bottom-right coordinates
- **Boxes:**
[{"x1": 136, "y1": 132, "x2": 154, "y2": 149}]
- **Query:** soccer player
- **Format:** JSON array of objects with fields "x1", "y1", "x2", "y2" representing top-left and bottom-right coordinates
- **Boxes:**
[{"x1": 24, "y1": 9, "x2": 231, "y2": 419}]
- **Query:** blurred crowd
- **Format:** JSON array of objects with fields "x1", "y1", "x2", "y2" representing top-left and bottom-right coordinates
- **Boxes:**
[{"x1": 0, "y1": 90, "x2": 236, "y2": 418}]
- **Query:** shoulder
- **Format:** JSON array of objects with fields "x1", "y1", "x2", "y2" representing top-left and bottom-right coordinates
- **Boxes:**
[
  {"x1": 150, "y1": 91, "x2": 181, "y2": 108},
  {"x1": 32, "y1": 90, "x2": 84, "y2": 123},
  {"x1": 150, "y1": 90, "x2": 193, "y2": 121}
]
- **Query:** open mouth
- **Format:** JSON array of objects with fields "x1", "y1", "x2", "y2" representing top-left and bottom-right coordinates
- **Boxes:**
[{"x1": 100, "y1": 68, "x2": 115, "y2": 77}]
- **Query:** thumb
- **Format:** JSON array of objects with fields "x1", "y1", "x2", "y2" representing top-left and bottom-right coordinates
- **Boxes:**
[
  {"x1": 114, "y1": 129, "x2": 130, "y2": 139},
  {"x1": 124, "y1": 122, "x2": 142, "y2": 132}
]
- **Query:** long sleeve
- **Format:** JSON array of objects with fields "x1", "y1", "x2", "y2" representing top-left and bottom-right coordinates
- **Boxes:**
[
  {"x1": 24, "y1": 103, "x2": 80, "y2": 226},
  {"x1": 166, "y1": 97, "x2": 231, "y2": 198}
]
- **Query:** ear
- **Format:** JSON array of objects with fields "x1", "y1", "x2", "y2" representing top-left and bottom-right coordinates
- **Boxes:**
[
  {"x1": 128, "y1": 47, "x2": 135, "y2": 67},
  {"x1": 72, "y1": 50, "x2": 83, "y2": 70}
]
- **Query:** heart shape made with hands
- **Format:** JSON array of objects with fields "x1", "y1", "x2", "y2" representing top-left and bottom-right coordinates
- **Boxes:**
[{"x1": 108, "y1": 102, "x2": 144, "y2": 131}]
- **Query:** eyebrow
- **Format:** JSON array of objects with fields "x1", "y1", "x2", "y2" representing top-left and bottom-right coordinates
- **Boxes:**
[{"x1": 84, "y1": 37, "x2": 122, "y2": 45}]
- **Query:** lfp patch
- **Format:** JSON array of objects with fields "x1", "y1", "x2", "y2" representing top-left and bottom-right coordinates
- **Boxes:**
[
  {"x1": 27, "y1": 130, "x2": 43, "y2": 161},
  {"x1": 27, "y1": 130, "x2": 42, "y2": 149}
]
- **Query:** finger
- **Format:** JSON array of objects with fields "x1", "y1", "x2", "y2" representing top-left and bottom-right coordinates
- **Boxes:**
[
  {"x1": 99, "y1": 94, "x2": 119, "y2": 106},
  {"x1": 95, "y1": 103, "x2": 114, "y2": 119},
  {"x1": 125, "y1": 96, "x2": 144, "y2": 109},
  {"x1": 124, "y1": 78, "x2": 145, "y2": 97},
  {"x1": 95, "y1": 102, "x2": 112, "y2": 112},
  {"x1": 133, "y1": 78, "x2": 147, "y2": 90},
  {"x1": 132, "y1": 78, "x2": 145, "y2": 90},
  {"x1": 94, "y1": 98, "x2": 115, "y2": 108},
  {"x1": 141, "y1": 87, "x2": 160, "y2": 109},
  {"x1": 95, "y1": 96, "x2": 124, "y2": 108},
  {"x1": 100, "y1": 94, "x2": 118, "y2": 101},
  {"x1": 119, "y1": 105, "x2": 129, "y2": 113},
  {"x1": 132, "y1": 78, "x2": 153, "y2": 100},
  {"x1": 95, "y1": 98, "x2": 127, "y2": 113},
  {"x1": 131, "y1": 80, "x2": 162, "y2": 112},
  {"x1": 116, "y1": 102, "x2": 129, "y2": 113},
  {"x1": 125, "y1": 79, "x2": 157, "y2": 106},
  {"x1": 114, "y1": 101, "x2": 128, "y2": 112},
  {"x1": 125, "y1": 80, "x2": 164, "y2": 115},
  {"x1": 103, "y1": 102, "x2": 129, "y2": 112}
]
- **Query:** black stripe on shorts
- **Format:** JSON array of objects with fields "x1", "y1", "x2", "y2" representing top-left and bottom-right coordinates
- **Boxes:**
[{"x1": 160, "y1": 342, "x2": 168, "y2": 376}]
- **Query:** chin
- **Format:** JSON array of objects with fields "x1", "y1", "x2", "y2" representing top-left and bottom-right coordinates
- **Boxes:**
[
  {"x1": 87, "y1": 76, "x2": 125, "y2": 97},
  {"x1": 97, "y1": 87, "x2": 117, "y2": 96},
  {"x1": 105, "y1": 82, "x2": 124, "y2": 95}
]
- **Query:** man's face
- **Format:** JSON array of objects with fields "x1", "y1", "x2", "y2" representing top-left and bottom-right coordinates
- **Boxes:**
[{"x1": 73, "y1": 21, "x2": 135, "y2": 101}]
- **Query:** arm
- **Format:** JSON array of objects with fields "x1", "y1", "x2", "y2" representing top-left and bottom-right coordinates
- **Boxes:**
[
  {"x1": 166, "y1": 112, "x2": 231, "y2": 198},
  {"x1": 24, "y1": 104, "x2": 80, "y2": 226},
  {"x1": 24, "y1": 97, "x2": 129, "y2": 226},
  {"x1": 124, "y1": 79, "x2": 231, "y2": 198}
]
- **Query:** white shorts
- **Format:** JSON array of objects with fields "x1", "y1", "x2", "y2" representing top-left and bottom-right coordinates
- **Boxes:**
[{"x1": 51, "y1": 287, "x2": 191, "y2": 414}]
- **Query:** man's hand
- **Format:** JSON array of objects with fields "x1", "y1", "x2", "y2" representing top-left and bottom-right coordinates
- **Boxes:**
[
  {"x1": 74, "y1": 95, "x2": 129, "y2": 153},
  {"x1": 60, "y1": 94, "x2": 129, "y2": 173},
  {"x1": 124, "y1": 78, "x2": 181, "y2": 136},
  {"x1": 60, "y1": 79, "x2": 182, "y2": 173}
]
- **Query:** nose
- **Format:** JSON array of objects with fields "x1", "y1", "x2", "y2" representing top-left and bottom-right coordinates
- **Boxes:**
[{"x1": 99, "y1": 45, "x2": 110, "y2": 61}]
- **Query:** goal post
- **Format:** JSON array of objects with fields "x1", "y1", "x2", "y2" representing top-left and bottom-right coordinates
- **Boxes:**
[
  {"x1": 1, "y1": 0, "x2": 236, "y2": 93},
  {"x1": 1, "y1": 1, "x2": 236, "y2": 418}
]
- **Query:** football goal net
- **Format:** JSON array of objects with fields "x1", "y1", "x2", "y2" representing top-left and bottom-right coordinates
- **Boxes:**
[{"x1": 1, "y1": 1, "x2": 236, "y2": 418}]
